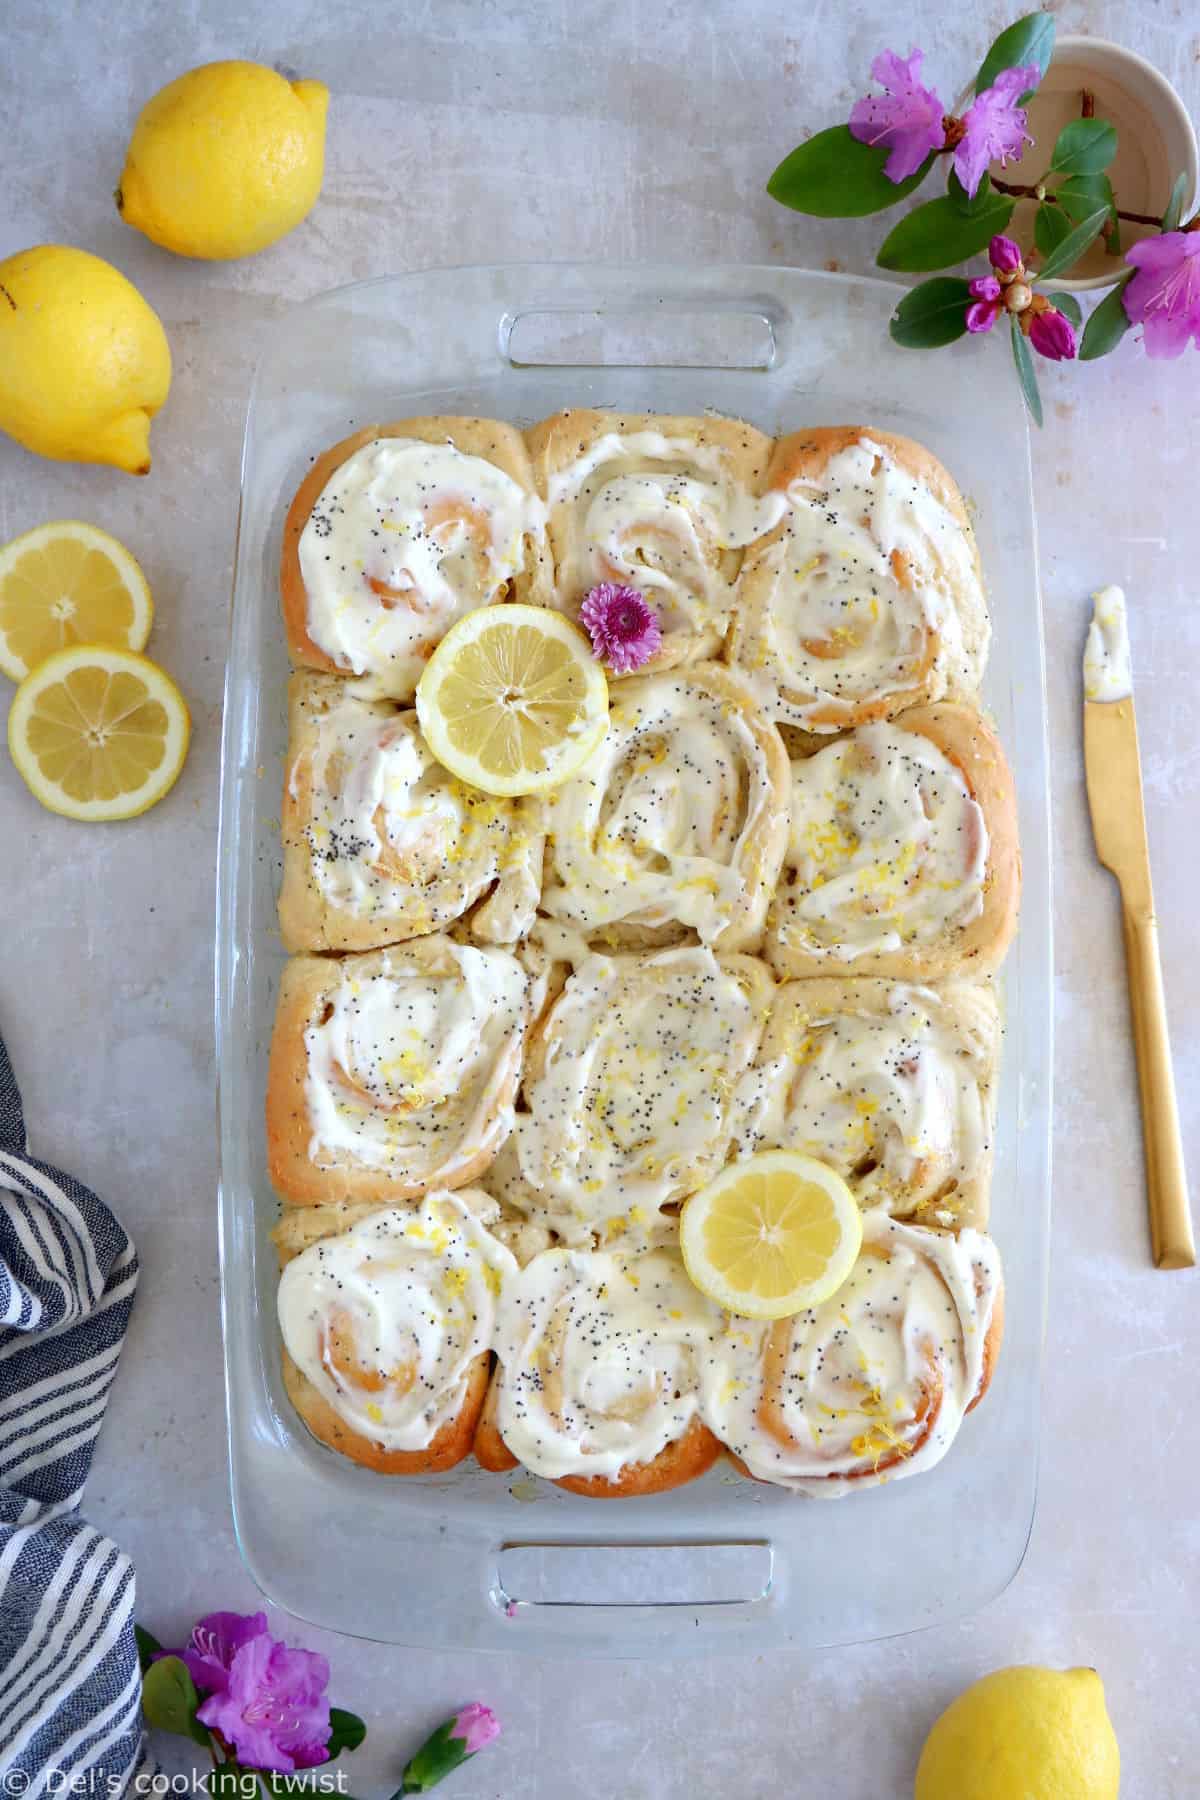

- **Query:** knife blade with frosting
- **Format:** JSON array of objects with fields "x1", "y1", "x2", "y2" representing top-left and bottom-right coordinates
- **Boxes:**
[{"x1": 1083, "y1": 586, "x2": 1194, "y2": 1268}]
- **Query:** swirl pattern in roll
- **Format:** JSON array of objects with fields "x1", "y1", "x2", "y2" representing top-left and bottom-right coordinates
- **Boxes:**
[
  {"x1": 738, "y1": 979, "x2": 999, "y2": 1228},
  {"x1": 539, "y1": 663, "x2": 789, "y2": 951},
  {"x1": 527, "y1": 409, "x2": 784, "y2": 668},
  {"x1": 491, "y1": 1246, "x2": 725, "y2": 1490},
  {"x1": 279, "y1": 673, "x2": 542, "y2": 951},
  {"x1": 276, "y1": 1192, "x2": 517, "y2": 1469},
  {"x1": 700, "y1": 1214, "x2": 1003, "y2": 1495},
  {"x1": 281, "y1": 418, "x2": 549, "y2": 698},
  {"x1": 729, "y1": 428, "x2": 989, "y2": 732},
  {"x1": 511, "y1": 947, "x2": 774, "y2": 1248},
  {"x1": 266, "y1": 938, "x2": 530, "y2": 1204},
  {"x1": 766, "y1": 706, "x2": 1018, "y2": 980}
]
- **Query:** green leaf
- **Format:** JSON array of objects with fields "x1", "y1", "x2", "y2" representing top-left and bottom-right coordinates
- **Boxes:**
[
  {"x1": 1010, "y1": 316, "x2": 1043, "y2": 427},
  {"x1": 1056, "y1": 172, "x2": 1120, "y2": 254},
  {"x1": 890, "y1": 278, "x2": 972, "y2": 349},
  {"x1": 767, "y1": 126, "x2": 935, "y2": 218},
  {"x1": 399, "y1": 1721, "x2": 471, "y2": 1795},
  {"x1": 141, "y1": 1655, "x2": 211, "y2": 1747},
  {"x1": 1034, "y1": 207, "x2": 1110, "y2": 281},
  {"x1": 1052, "y1": 292, "x2": 1083, "y2": 329},
  {"x1": 1056, "y1": 171, "x2": 1115, "y2": 223},
  {"x1": 1050, "y1": 118, "x2": 1118, "y2": 177},
  {"x1": 1079, "y1": 272, "x2": 1134, "y2": 360},
  {"x1": 976, "y1": 11, "x2": 1056, "y2": 99},
  {"x1": 134, "y1": 1625, "x2": 163, "y2": 1674},
  {"x1": 877, "y1": 194, "x2": 1015, "y2": 272},
  {"x1": 1162, "y1": 170, "x2": 1188, "y2": 231},
  {"x1": 1034, "y1": 202, "x2": 1073, "y2": 260},
  {"x1": 325, "y1": 1708, "x2": 368, "y2": 1760},
  {"x1": 947, "y1": 169, "x2": 992, "y2": 216}
]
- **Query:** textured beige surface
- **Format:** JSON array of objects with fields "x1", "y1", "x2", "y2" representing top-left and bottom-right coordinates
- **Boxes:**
[{"x1": 2, "y1": 1, "x2": 1198, "y2": 1794}]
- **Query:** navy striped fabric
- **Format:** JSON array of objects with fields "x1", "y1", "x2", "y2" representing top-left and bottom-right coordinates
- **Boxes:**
[{"x1": 0, "y1": 1031, "x2": 143, "y2": 1791}]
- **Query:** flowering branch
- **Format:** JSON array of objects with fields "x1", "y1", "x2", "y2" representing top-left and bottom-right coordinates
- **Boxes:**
[
  {"x1": 767, "y1": 8, "x2": 1200, "y2": 423},
  {"x1": 988, "y1": 175, "x2": 1162, "y2": 230}
]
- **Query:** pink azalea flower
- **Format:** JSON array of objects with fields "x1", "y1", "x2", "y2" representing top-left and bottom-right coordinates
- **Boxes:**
[
  {"x1": 170, "y1": 1611, "x2": 269, "y2": 1697},
  {"x1": 1029, "y1": 307, "x2": 1078, "y2": 361},
  {"x1": 196, "y1": 1631, "x2": 332, "y2": 1774},
  {"x1": 965, "y1": 274, "x2": 1002, "y2": 333},
  {"x1": 1122, "y1": 230, "x2": 1200, "y2": 357},
  {"x1": 849, "y1": 48, "x2": 946, "y2": 182},
  {"x1": 955, "y1": 65, "x2": 1041, "y2": 199},
  {"x1": 989, "y1": 233, "x2": 1023, "y2": 274},
  {"x1": 580, "y1": 583, "x2": 662, "y2": 673},
  {"x1": 449, "y1": 1703, "x2": 501, "y2": 1755}
]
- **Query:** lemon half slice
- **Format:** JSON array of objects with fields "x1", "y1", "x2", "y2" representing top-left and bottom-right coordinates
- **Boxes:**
[
  {"x1": 0, "y1": 521, "x2": 154, "y2": 682},
  {"x1": 416, "y1": 604, "x2": 608, "y2": 796},
  {"x1": 680, "y1": 1151, "x2": 863, "y2": 1319},
  {"x1": 8, "y1": 645, "x2": 189, "y2": 821}
]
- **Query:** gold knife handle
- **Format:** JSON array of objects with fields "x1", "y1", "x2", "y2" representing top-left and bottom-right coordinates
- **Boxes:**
[{"x1": 1121, "y1": 904, "x2": 1196, "y2": 1268}]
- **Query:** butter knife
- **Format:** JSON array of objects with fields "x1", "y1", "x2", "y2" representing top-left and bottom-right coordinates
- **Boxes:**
[{"x1": 1083, "y1": 586, "x2": 1195, "y2": 1269}]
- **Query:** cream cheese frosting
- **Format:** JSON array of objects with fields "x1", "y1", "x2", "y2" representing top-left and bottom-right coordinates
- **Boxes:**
[
  {"x1": 538, "y1": 665, "x2": 787, "y2": 946},
  {"x1": 494, "y1": 1246, "x2": 725, "y2": 1479},
  {"x1": 277, "y1": 1192, "x2": 517, "y2": 1451},
  {"x1": 1083, "y1": 585, "x2": 1132, "y2": 702},
  {"x1": 548, "y1": 430, "x2": 786, "y2": 642},
  {"x1": 739, "y1": 984, "x2": 996, "y2": 1221},
  {"x1": 772, "y1": 721, "x2": 987, "y2": 961},
  {"x1": 303, "y1": 942, "x2": 528, "y2": 1180},
  {"x1": 295, "y1": 686, "x2": 539, "y2": 939},
  {"x1": 734, "y1": 435, "x2": 987, "y2": 729},
  {"x1": 512, "y1": 948, "x2": 771, "y2": 1248},
  {"x1": 698, "y1": 1213, "x2": 1001, "y2": 1495},
  {"x1": 298, "y1": 437, "x2": 545, "y2": 695}
]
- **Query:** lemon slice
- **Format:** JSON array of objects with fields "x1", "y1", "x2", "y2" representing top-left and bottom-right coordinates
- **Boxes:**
[
  {"x1": 416, "y1": 604, "x2": 608, "y2": 796},
  {"x1": 680, "y1": 1151, "x2": 863, "y2": 1319},
  {"x1": 0, "y1": 521, "x2": 154, "y2": 681},
  {"x1": 8, "y1": 645, "x2": 189, "y2": 821}
]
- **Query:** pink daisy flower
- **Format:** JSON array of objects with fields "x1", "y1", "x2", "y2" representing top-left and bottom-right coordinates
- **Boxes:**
[{"x1": 580, "y1": 583, "x2": 662, "y2": 673}]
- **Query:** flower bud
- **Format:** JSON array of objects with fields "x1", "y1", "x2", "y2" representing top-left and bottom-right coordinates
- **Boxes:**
[
  {"x1": 1029, "y1": 307, "x2": 1078, "y2": 361},
  {"x1": 401, "y1": 1705, "x2": 501, "y2": 1793},
  {"x1": 1004, "y1": 281, "x2": 1033, "y2": 313},
  {"x1": 989, "y1": 233, "x2": 1023, "y2": 274}
]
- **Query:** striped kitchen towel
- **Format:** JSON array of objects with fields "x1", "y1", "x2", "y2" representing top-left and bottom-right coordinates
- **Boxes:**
[{"x1": 0, "y1": 1029, "x2": 143, "y2": 1790}]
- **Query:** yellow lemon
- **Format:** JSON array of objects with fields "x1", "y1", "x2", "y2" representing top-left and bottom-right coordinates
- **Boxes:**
[
  {"x1": 915, "y1": 1666, "x2": 1120, "y2": 1800},
  {"x1": 416, "y1": 605, "x2": 609, "y2": 797},
  {"x1": 8, "y1": 645, "x2": 190, "y2": 822},
  {"x1": 0, "y1": 247, "x2": 170, "y2": 475},
  {"x1": 0, "y1": 521, "x2": 153, "y2": 682},
  {"x1": 117, "y1": 61, "x2": 330, "y2": 260},
  {"x1": 680, "y1": 1151, "x2": 862, "y2": 1318}
]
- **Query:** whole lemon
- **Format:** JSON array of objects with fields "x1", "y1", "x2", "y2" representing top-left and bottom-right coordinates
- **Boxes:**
[
  {"x1": 915, "y1": 1666, "x2": 1120, "y2": 1800},
  {"x1": 0, "y1": 246, "x2": 171, "y2": 475},
  {"x1": 116, "y1": 61, "x2": 329, "y2": 260}
]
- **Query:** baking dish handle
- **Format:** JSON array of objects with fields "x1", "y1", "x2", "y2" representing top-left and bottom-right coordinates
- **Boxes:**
[
  {"x1": 499, "y1": 303, "x2": 778, "y2": 369},
  {"x1": 489, "y1": 1539, "x2": 778, "y2": 1637}
]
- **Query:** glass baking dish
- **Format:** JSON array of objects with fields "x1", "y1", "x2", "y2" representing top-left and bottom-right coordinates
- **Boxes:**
[{"x1": 215, "y1": 262, "x2": 1052, "y2": 1656}]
